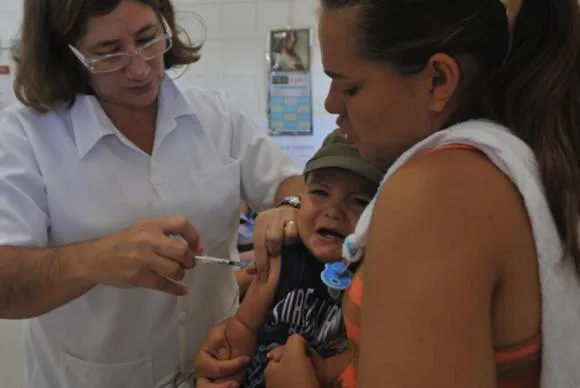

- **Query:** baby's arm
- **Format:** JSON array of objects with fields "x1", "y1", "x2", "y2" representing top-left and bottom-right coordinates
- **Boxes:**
[
  {"x1": 234, "y1": 269, "x2": 254, "y2": 298},
  {"x1": 224, "y1": 257, "x2": 282, "y2": 379}
]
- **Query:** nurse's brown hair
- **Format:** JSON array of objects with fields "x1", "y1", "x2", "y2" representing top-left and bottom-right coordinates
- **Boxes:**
[{"x1": 13, "y1": 0, "x2": 200, "y2": 113}]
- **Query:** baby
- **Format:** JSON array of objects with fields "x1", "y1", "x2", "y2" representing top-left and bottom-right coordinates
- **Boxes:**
[{"x1": 221, "y1": 129, "x2": 383, "y2": 388}]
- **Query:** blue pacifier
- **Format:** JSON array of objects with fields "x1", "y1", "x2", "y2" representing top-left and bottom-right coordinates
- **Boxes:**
[
  {"x1": 321, "y1": 261, "x2": 353, "y2": 290},
  {"x1": 321, "y1": 236, "x2": 359, "y2": 290}
]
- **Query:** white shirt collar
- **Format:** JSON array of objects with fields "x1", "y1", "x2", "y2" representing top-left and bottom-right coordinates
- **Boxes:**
[{"x1": 70, "y1": 75, "x2": 194, "y2": 159}]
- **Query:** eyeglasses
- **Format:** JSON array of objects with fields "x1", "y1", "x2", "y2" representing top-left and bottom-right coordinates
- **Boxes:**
[{"x1": 68, "y1": 16, "x2": 173, "y2": 74}]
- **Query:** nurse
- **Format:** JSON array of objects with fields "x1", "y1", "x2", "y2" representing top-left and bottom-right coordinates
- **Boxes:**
[{"x1": 0, "y1": 0, "x2": 302, "y2": 387}]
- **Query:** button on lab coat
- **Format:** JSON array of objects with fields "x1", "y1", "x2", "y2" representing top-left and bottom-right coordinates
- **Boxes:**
[{"x1": 0, "y1": 76, "x2": 300, "y2": 388}]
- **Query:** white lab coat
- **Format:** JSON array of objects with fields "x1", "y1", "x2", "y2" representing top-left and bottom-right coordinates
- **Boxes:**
[{"x1": 0, "y1": 76, "x2": 300, "y2": 388}]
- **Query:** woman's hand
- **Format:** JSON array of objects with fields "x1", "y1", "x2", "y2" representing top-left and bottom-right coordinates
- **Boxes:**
[
  {"x1": 79, "y1": 216, "x2": 201, "y2": 296},
  {"x1": 267, "y1": 344, "x2": 331, "y2": 387},
  {"x1": 194, "y1": 320, "x2": 250, "y2": 388},
  {"x1": 264, "y1": 334, "x2": 320, "y2": 388},
  {"x1": 251, "y1": 206, "x2": 298, "y2": 281}
]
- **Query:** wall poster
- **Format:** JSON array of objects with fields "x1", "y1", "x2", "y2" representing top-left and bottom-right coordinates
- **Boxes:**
[{"x1": 267, "y1": 28, "x2": 313, "y2": 136}]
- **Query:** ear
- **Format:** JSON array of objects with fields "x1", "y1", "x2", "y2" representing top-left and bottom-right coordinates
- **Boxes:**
[{"x1": 424, "y1": 53, "x2": 461, "y2": 113}]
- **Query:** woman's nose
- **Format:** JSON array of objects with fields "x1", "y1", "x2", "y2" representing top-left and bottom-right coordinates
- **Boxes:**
[
  {"x1": 125, "y1": 53, "x2": 151, "y2": 78},
  {"x1": 325, "y1": 83, "x2": 344, "y2": 115}
]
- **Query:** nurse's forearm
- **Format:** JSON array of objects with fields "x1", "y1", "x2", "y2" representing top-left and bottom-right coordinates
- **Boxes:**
[
  {"x1": 0, "y1": 245, "x2": 94, "y2": 319},
  {"x1": 274, "y1": 175, "x2": 304, "y2": 202}
]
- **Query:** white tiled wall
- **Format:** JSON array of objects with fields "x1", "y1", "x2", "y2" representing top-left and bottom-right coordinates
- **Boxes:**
[
  {"x1": 0, "y1": 1, "x2": 331, "y2": 386},
  {"x1": 170, "y1": 0, "x2": 336, "y2": 166}
]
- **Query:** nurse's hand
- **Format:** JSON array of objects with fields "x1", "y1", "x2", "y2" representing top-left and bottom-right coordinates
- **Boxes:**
[
  {"x1": 265, "y1": 334, "x2": 320, "y2": 388},
  {"x1": 251, "y1": 206, "x2": 298, "y2": 281},
  {"x1": 80, "y1": 216, "x2": 200, "y2": 296},
  {"x1": 194, "y1": 321, "x2": 250, "y2": 388}
]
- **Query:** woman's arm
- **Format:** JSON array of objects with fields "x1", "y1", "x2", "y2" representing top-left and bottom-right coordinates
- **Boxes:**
[
  {"x1": 316, "y1": 350, "x2": 353, "y2": 387},
  {"x1": 0, "y1": 245, "x2": 95, "y2": 318},
  {"x1": 0, "y1": 216, "x2": 200, "y2": 319},
  {"x1": 265, "y1": 334, "x2": 321, "y2": 388},
  {"x1": 358, "y1": 150, "x2": 513, "y2": 387},
  {"x1": 226, "y1": 96, "x2": 303, "y2": 279},
  {"x1": 266, "y1": 341, "x2": 353, "y2": 387}
]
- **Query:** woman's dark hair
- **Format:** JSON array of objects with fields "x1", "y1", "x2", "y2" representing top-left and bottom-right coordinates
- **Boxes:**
[
  {"x1": 14, "y1": 0, "x2": 201, "y2": 112},
  {"x1": 321, "y1": 0, "x2": 580, "y2": 273}
]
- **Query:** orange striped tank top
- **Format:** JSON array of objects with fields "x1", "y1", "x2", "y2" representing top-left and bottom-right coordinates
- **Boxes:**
[
  {"x1": 338, "y1": 267, "x2": 541, "y2": 388},
  {"x1": 337, "y1": 144, "x2": 541, "y2": 388}
]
